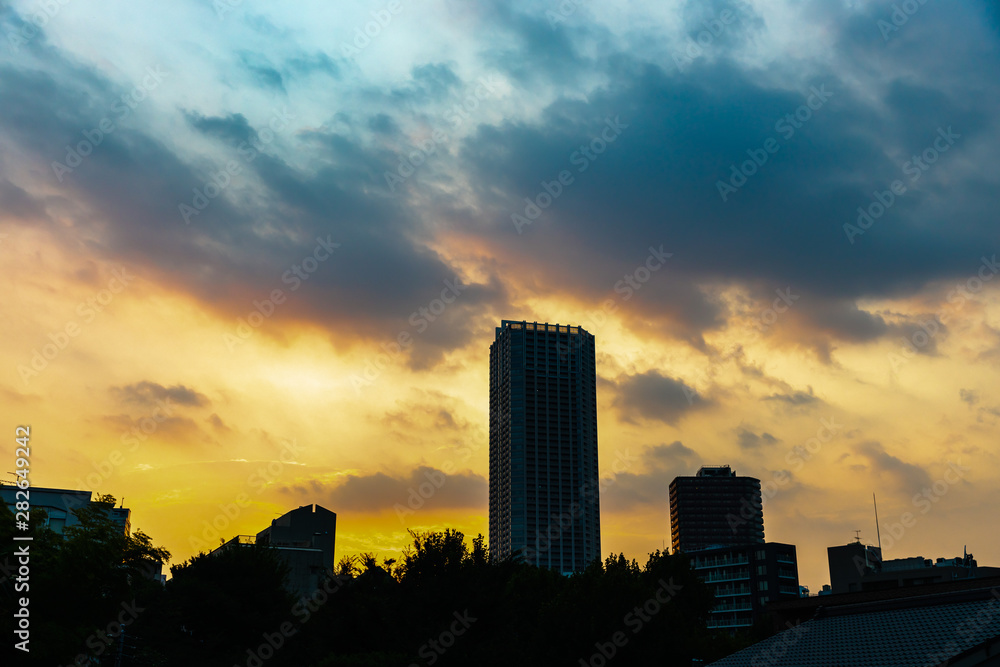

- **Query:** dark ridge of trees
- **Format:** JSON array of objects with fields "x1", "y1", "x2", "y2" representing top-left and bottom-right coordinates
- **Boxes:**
[{"x1": 1, "y1": 512, "x2": 757, "y2": 667}]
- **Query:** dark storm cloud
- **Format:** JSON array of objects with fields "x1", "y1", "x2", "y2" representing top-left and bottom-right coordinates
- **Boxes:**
[
  {"x1": 279, "y1": 466, "x2": 487, "y2": 513},
  {"x1": 0, "y1": 27, "x2": 509, "y2": 361},
  {"x1": 611, "y1": 370, "x2": 709, "y2": 424},
  {"x1": 445, "y1": 0, "x2": 1000, "y2": 354},
  {"x1": 109, "y1": 381, "x2": 209, "y2": 408},
  {"x1": 2, "y1": 0, "x2": 998, "y2": 366}
]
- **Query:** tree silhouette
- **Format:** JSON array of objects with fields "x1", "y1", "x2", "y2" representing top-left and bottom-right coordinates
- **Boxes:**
[
  {"x1": 0, "y1": 497, "x2": 169, "y2": 666},
  {"x1": 2, "y1": 518, "x2": 747, "y2": 666}
]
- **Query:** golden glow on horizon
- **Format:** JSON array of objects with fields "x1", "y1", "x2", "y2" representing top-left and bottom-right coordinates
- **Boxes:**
[{"x1": 1, "y1": 226, "x2": 999, "y2": 590}]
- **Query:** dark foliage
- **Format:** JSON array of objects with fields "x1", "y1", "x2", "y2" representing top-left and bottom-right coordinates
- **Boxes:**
[
  {"x1": 1, "y1": 516, "x2": 751, "y2": 667},
  {"x1": 0, "y1": 498, "x2": 169, "y2": 666}
]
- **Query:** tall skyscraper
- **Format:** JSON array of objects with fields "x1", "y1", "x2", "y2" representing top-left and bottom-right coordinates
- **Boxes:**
[
  {"x1": 669, "y1": 465, "x2": 763, "y2": 553},
  {"x1": 489, "y1": 320, "x2": 600, "y2": 573}
]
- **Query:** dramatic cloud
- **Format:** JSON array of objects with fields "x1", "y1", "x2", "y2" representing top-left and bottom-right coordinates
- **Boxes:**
[
  {"x1": 611, "y1": 370, "x2": 708, "y2": 424},
  {"x1": 3, "y1": 0, "x2": 999, "y2": 591}
]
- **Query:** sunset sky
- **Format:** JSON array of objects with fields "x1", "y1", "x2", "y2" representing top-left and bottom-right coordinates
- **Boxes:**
[{"x1": 2, "y1": 0, "x2": 999, "y2": 592}]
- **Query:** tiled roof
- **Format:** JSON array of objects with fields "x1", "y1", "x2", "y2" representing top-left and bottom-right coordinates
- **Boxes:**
[
  {"x1": 709, "y1": 586, "x2": 1000, "y2": 667},
  {"x1": 769, "y1": 576, "x2": 1000, "y2": 615}
]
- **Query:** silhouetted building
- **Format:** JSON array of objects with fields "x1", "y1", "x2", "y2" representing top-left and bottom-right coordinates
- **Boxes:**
[
  {"x1": 828, "y1": 540, "x2": 1000, "y2": 594},
  {"x1": 828, "y1": 540, "x2": 882, "y2": 594},
  {"x1": 670, "y1": 465, "x2": 763, "y2": 553},
  {"x1": 692, "y1": 542, "x2": 800, "y2": 630},
  {"x1": 489, "y1": 320, "x2": 600, "y2": 574},
  {"x1": 0, "y1": 484, "x2": 166, "y2": 581},
  {"x1": 214, "y1": 504, "x2": 336, "y2": 596},
  {"x1": 0, "y1": 485, "x2": 130, "y2": 535},
  {"x1": 670, "y1": 466, "x2": 798, "y2": 629}
]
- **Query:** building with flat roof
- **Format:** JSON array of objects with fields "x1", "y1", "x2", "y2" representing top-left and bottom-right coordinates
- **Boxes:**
[
  {"x1": 670, "y1": 465, "x2": 798, "y2": 630},
  {"x1": 828, "y1": 540, "x2": 1000, "y2": 594},
  {"x1": 670, "y1": 465, "x2": 764, "y2": 553},
  {"x1": 213, "y1": 504, "x2": 337, "y2": 595},
  {"x1": 489, "y1": 320, "x2": 600, "y2": 574},
  {"x1": 0, "y1": 485, "x2": 130, "y2": 535}
]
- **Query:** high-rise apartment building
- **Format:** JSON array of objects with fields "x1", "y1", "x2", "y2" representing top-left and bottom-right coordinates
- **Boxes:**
[
  {"x1": 489, "y1": 320, "x2": 600, "y2": 574},
  {"x1": 669, "y1": 465, "x2": 764, "y2": 553},
  {"x1": 670, "y1": 465, "x2": 797, "y2": 630}
]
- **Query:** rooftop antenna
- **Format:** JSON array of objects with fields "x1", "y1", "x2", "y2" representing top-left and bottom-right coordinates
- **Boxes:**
[
  {"x1": 853, "y1": 530, "x2": 862, "y2": 543},
  {"x1": 873, "y1": 492, "x2": 883, "y2": 555}
]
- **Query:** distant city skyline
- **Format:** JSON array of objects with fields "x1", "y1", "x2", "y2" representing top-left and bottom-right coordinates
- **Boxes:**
[{"x1": 2, "y1": 0, "x2": 999, "y2": 597}]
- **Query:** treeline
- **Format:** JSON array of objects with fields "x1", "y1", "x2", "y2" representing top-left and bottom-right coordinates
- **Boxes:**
[{"x1": 0, "y1": 505, "x2": 755, "y2": 666}]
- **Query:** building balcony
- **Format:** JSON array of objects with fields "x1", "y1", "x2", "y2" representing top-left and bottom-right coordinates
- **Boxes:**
[
  {"x1": 704, "y1": 570, "x2": 750, "y2": 583},
  {"x1": 707, "y1": 616, "x2": 754, "y2": 629},
  {"x1": 694, "y1": 555, "x2": 749, "y2": 570},
  {"x1": 711, "y1": 603, "x2": 753, "y2": 613}
]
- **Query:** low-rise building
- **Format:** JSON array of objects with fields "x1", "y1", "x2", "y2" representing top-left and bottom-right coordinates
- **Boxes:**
[
  {"x1": 0, "y1": 484, "x2": 130, "y2": 535},
  {"x1": 828, "y1": 540, "x2": 1000, "y2": 594},
  {"x1": 213, "y1": 503, "x2": 337, "y2": 596}
]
